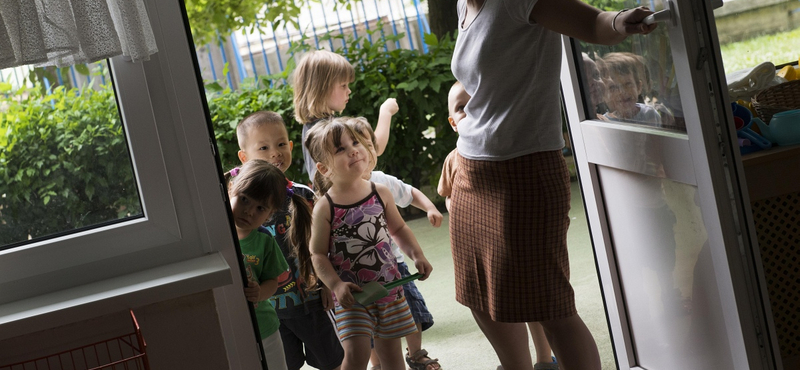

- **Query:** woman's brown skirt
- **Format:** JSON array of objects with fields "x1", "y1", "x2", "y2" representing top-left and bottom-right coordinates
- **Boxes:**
[{"x1": 449, "y1": 150, "x2": 576, "y2": 322}]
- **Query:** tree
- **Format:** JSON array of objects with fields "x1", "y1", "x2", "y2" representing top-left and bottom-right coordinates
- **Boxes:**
[
  {"x1": 184, "y1": 0, "x2": 463, "y2": 46},
  {"x1": 427, "y1": 0, "x2": 458, "y2": 39},
  {"x1": 184, "y1": 0, "x2": 304, "y2": 45}
]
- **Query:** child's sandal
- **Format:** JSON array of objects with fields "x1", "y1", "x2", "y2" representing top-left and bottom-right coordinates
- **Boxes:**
[{"x1": 406, "y1": 348, "x2": 441, "y2": 370}]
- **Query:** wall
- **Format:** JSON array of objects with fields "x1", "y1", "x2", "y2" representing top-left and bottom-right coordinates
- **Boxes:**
[
  {"x1": 0, "y1": 291, "x2": 230, "y2": 369},
  {"x1": 714, "y1": 0, "x2": 800, "y2": 44}
]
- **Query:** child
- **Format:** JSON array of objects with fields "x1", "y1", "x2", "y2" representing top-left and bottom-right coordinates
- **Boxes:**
[
  {"x1": 600, "y1": 52, "x2": 661, "y2": 127},
  {"x1": 235, "y1": 111, "x2": 344, "y2": 370},
  {"x1": 349, "y1": 117, "x2": 443, "y2": 370},
  {"x1": 438, "y1": 82, "x2": 558, "y2": 370},
  {"x1": 437, "y1": 81, "x2": 469, "y2": 212},
  {"x1": 226, "y1": 159, "x2": 311, "y2": 370},
  {"x1": 300, "y1": 117, "x2": 434, "y2": 370},
  {"x1": 292, "y1": 49, "x2": 398, "y2": 179}
]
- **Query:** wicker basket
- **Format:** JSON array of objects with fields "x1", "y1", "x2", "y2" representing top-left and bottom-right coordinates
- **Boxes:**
[{"x1": 752, "y1": 79, "x2": 800, "y2": 123}]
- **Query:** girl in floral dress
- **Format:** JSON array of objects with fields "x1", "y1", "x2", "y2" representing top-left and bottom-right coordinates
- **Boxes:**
[{"x1": 296, "y1": 117, "x2": 433, "y2": 370}]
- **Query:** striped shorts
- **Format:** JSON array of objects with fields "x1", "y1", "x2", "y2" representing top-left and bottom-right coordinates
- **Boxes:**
[{"x1": 333, "y1": 296, "x2": 418, "y2": 341}]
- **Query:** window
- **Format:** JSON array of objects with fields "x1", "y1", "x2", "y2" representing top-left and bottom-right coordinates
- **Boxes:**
[
  {"x1": 0, "y1": 62, "x2": 143, "y2": 250},
  {"x1": 0, "y1": 0, "x2": 240, "y2": 342}
]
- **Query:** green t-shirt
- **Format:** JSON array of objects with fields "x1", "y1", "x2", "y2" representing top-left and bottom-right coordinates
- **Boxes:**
[{"x1": 240, "y1": 229, "x2": 289, "y2": 339}]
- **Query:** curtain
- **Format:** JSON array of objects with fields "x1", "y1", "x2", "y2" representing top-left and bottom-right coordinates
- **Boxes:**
[{"x1": 0, "y1": 0, "x2": 157, "y2": 69}]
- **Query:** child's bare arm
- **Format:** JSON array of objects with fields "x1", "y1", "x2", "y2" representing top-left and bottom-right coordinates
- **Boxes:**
[
  {"x1": 376, "y1": 184, "x2": 433, "y2": 280},
  {"x1": 310, "y1": 197, "x2": 361, "y2": 307},
  {"x1": 410, "y1": 187, "x2": 442, "y2": 228},
  {"x1": 374, "y1": 98, "x2": 398, "y2": 156}
]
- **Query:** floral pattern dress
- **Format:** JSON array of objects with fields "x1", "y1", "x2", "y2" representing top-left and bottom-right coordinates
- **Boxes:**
[{"x1": 324, "y1": 182, "x2": 402, "y2": 305}]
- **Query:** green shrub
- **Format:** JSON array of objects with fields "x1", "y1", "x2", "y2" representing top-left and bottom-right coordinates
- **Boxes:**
[
  {"x1": 334, "y1": 31, "x2": 458, "y2": 190},
  {"x1": 204, "y1": 79, "x2": 306, "y2": 181},
  {"x1": 0, "y1": 85, "x2": 141, "y2": 246},
  {"x1": 0, "y1": 32, "x2": 456, "y2": 245}
]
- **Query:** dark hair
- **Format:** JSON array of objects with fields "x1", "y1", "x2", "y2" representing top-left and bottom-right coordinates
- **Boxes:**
[
  {"x1": 225, "y1": 160, "x2": 314, "y2": 287},
  {"x1": 236, "y1": 111, "x2": 286, "y2": 150}
]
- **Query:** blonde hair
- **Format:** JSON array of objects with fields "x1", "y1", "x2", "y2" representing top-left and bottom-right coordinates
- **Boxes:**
[
  {"x1": 236, "y1": 111, "x2": 285, "y2": 150},
  {"x1": 292, "y1": 50, "x2": 355, "y2": 124},
  {"x1": 303, "y1": 116, "x2": 376, "y2": 195},
  {"x1": 601, "y1": 52, "x2": 645, "y2": 87}
]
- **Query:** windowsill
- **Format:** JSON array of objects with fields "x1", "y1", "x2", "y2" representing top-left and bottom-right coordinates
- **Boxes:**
[{"x1": 0, "y1": 252, "x2": 232, "y2": 341}]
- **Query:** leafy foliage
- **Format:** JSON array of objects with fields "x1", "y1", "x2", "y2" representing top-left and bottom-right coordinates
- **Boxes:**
[
  {"x1": 334, "y1": 30, "x2": 458, "y2": 189},
  {"x1": 184, "y1": 0, "x2": 304, "y2": 45},
  {"x1": 205, "y1": 77, "x2": 305, "y2": 181},
  {"x1": 0, "y1": 85, "x2": 142, "y2": 246},
  {"x1": 0, "y1": 29, "x2": 457, "y2": 246},
  {"x1": 208, "y1": 29, "x2": 458, "y2": 191}
]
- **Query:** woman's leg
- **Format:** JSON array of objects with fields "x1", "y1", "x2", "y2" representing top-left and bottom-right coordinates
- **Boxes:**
[
  {"x1": 471, "y1": 309, "x2": 534, "y2": 370},
  {"x1": 373, "y1": 337, "x2": 405, "y2": 370},
  {"x1": 527, "y1": 322, "x2": 555, "y2": 364},
  {"x1": 539, "y1": 314, "x2": 600, "y2": 370},
  {"x1": 340, "y1": 336, "x2": 372, "y2": 370}
]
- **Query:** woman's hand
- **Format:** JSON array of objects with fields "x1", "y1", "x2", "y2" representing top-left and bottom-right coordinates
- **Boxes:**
[
  {"x1": 332, "y1": 281, "x2": 361, "y2": 308},
  {"x1": 615, "y1": 7, "x2": 658, "y2": 36}
]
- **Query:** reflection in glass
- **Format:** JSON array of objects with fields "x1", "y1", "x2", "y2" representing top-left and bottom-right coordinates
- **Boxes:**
[
  {"x1": 576, "y1": 0, "x2": 685, "y2": 131},
  {"x1": 598, "y1": 165, "x2": 735, "y2": 369},
  {"x1": 0, "y1": 64, "x2": 143, "y2": 250}
]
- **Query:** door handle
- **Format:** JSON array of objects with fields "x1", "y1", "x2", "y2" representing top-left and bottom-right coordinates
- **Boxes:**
[{"x1": 643, "y1": 9, "x2": 672, "y2": 25}]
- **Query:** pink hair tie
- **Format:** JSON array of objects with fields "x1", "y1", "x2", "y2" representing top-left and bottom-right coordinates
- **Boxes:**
[{"x1": 229, "y1": 167, "x2": 240, "y2": 177}]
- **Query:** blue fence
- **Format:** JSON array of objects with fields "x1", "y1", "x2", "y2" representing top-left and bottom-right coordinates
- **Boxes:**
[
  {"x1": 0, "y1": 0, "x2": 430, "y2": 94},
  {"x1": 195, "y1": 0, "x2": 431, "y2": 89}
]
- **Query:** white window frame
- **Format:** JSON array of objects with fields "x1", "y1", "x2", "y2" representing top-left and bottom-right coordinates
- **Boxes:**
[{"x1": 0, "y1": 4, "x2": 255, "y2": 364}]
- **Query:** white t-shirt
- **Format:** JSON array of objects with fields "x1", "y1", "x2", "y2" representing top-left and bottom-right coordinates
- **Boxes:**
[
  {"x1": 369, "y1": 170, "x2": 413, "y2": 263},
  {"x1": 451, "y1": 0, "x2": 564, "y2": 161}
]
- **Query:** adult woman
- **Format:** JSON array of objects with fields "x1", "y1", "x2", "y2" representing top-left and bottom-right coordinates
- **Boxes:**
[{"x1": 449, "y1": 1, "x2": 656, "y2": 369}]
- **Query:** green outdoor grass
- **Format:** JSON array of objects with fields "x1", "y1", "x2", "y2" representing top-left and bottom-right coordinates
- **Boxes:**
[{"x1": 720, "y1": 28, "x2": 800, "y2": 73}]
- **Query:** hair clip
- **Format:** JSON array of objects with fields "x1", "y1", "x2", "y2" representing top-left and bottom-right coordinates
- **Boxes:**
[
  {"x1": 286, "y1": 178, "x2": 294, "y2": 197},
  {"x1": 229, "y1": 167, "x2": 240, "y2": 177}
]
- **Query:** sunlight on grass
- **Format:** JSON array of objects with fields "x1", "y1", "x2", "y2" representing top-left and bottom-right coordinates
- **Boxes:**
[{"x1": 720, "y1": 28, "x2": 800, "y2": 74}]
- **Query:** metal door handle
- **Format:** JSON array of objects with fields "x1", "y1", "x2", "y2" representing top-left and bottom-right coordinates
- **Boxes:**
[{"x1": 643, "y1": 9, "x2": 671, "y2": 25}]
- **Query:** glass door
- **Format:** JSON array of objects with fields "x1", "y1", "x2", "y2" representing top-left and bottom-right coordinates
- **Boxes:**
[{"x1": 560, "y1": 0, "x2": 779, "y2": 369}]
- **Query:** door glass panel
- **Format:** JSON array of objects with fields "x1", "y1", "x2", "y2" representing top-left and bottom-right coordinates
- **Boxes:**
[
  {"x1": 597, "y1": 166, "x2": 735, "y2": 369},
  {"x1": 0, "y1": 64, "x2": 143, "y2": 250},
  {"x1": 577, "y1": 0, "x2": 685, "y2": 132}
]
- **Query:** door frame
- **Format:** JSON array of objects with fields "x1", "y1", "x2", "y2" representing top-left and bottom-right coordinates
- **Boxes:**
[{"x1": 558, "y1": 0, "x2": 779, "y2": 368}]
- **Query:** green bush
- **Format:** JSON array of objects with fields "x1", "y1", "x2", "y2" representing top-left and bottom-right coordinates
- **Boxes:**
[
  {"x1": 335, "y1": 32, "x2": 458, "y2": 190},
  {"x1": 204, "y1": 79, "x2": 306, "y2": 181},
  {"x1": 208, "y1": 31, "x2": 458, "y2": 190},
  {"x1": 0, "y1": 85, "x2": 141, "y2": 245},
  {"x1": 0, "y1": 32, "x2": 456, "y2": 244}
]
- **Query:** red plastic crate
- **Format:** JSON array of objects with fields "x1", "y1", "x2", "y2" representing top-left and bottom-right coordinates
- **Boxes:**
[{"x1": 0, "y1": 310, "x2": 150, "y2": 370}]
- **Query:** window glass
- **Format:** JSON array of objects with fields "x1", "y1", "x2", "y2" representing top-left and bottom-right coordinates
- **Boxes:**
[
  {"x1": 714, "y1": 0, "x2": 800, "y2": 73},
  {"x1": 0, "y1": 63, "x2": 142, "y2": 250},
  {"x1": 577, "y1": 0, "x2": 685, "y2": 132}
]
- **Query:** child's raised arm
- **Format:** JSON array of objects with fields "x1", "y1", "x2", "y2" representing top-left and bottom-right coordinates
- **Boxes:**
[
  {"x1": 309, "y1": 197, "x2": 361, "y2": 307},
  {"x1": 375, "y1": 183, "x2": 433, "y2": 280},
  {"x1": 410, "y1": 187, "x2": 443, "y2": 228},
  {"x1": 374, "y1": 98, "x2": 399, "y2": 156}
]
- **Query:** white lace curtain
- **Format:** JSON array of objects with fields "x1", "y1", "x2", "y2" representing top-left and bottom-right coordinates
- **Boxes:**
[{"x1": 0, "y1": 0, "x2": 158, "y2": 69}]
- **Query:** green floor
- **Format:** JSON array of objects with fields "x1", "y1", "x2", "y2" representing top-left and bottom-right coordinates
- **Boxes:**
[{"x1": 303, "y1": 180, "x2": 616, "y2": 369}]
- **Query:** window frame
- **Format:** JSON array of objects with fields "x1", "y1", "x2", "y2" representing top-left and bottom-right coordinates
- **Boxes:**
[{"x1": 0, "y1": 0, "x2": 247, "y2": 348}]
